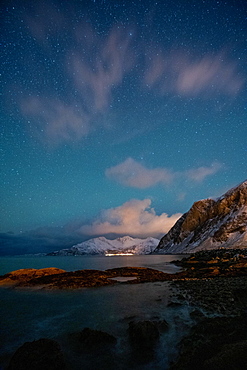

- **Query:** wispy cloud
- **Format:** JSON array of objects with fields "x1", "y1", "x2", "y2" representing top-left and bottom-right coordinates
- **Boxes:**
[
  {"x1": 20, "y1": 97, "x2": 90, "y2": 146},
  {"x1": 105, "y1": 157, "x2": 174, "y2": 188},
  {"x1": 21, "y1": 18, "x2": 136, "y2": 145},
  {"x1": 144, "y1": 50, "x2": 244, "y2": 97},
  {"x1": 68, "y1": 23, "x2": 135, "y2": 112},
  {"x1": 186, "y1": 162, "x2": 223, "y2": 182},
  {"x1": 17, "y1": 3, "x2": 245, "y2": 146},
  {"x1": 106, "y1": 158, "x2": 223, "y2": 188},
  {"x1": 25, "y1": 2, "x2": 65, "y2": 45},
  {"x1": 78, "y1": 199, "x2": 182, "y2": 238}
]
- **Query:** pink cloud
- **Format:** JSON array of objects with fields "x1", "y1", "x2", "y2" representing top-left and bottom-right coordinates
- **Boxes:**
[
  {"x1": 105, "y1": 157, "x2": 174, "y2": 188},
  {"x1": 106, "y1": 158, "x2": 223, "y2": 188},
  {"x1": 79, "y1": 199, "x2": 182, "y2": 238},
  {"x1": 144, "y1": 50, "x2": 245, "y2": 96},
  {"x1": 176, "y1": 55, "x2": 243, "y2": 96}
]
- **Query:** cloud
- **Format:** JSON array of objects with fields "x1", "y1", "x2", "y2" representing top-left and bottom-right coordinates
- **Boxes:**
[
  {"x1": 0, "y1": 228, "x2": 83, "y2": 256},
  {"x1": 21, "y1": 20, "x2": 136, "y2": 145},
  {"x1": 78, "y1": 199, "x2": 182, "y2": 238},
  {"x1": 176, "y1": 54, "x2": 243, "y2": 96},
  {"x1": 15, "y1": 4, "x2": 245, "y2": 146},
  {"x1": 25, "y1": 2, "x2": 65, "y2": 45},
  {"x1": 20, "y1": 97, "x2": 90, "y2": 146},
  {"x1": 68, "y1": 23, "x2": 135, "y2": 112},
  {"x1": 185, "y1": 161, "x2": 223, "y2": 182},
  {"x1": 105, "y1": 157, "x2": 174, "y2": 188},
  {"x1": 106, "y1": 158, "x2": 223, "y2": 188},
  {"x1": 144, "y1": 50, "x2": 244, "y2": 97}
]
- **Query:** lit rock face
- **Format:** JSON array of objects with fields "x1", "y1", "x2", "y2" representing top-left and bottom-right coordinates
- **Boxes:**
[{"x1": 155, "y1": 180, "x2": 247, "y2": 253}]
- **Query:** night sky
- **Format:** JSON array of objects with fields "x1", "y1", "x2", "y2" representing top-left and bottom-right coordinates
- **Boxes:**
[{"x1": 1, "y1": 0, "x2": 246, "y2": 254}]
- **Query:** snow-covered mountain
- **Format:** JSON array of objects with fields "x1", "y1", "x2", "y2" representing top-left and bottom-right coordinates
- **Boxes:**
[
  {"x1": 47, "y1": 236, "x2": 159, "y2": 256},
  {"x1": 155, "y1": 180, "x2": 247, "y2": 254}
]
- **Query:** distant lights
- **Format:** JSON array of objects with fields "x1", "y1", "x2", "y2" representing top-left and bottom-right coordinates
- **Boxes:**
[{"x1": 105, "y1": 252, "x2": 134, "y2": 256}]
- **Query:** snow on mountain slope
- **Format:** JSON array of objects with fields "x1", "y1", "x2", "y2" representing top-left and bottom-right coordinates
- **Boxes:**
[
  {"x1": 48, "y1": 236, "x2": 159, "y2": 256},
  {"x1": 155, "y1": 180, "x2": 247, "y2": 254}
]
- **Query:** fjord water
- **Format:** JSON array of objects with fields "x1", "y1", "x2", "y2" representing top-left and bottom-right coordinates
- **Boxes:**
[
  {"x1": 0, "y1": 254, "x2": 183, "y2": 275},
  {"x1": 0, "y1": 255, "x2": 191, "y2": 369}
]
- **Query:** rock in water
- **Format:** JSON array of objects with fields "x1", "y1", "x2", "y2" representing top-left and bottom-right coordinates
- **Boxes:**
[
  {"x1": 155, "y1": 180, "x2": 247, "y2": 253},
  {"x1": 128, "y1": 320, "x2": 160, "y2": 348},
  {"x1": 7, "y1": 338, "x2": 67, "y2": 370},
  {"x1": 77, "y1": 328, "x2": 117, "y2": 350}
]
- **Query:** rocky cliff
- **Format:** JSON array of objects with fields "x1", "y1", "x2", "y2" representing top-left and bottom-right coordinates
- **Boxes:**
[{"x1": 155, "y1": 180, "x2": 247, "y2": 253}]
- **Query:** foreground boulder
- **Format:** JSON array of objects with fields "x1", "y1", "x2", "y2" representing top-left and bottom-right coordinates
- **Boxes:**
[
  {"x1": 170, "y1": 314, "x2": 247, "y2": 370},
  {"x1": 128, "y1": 320, "x2": 160, "y2": 348},
  {"x1": 7, "y1": 338, "x2": 67, "y2": 370},
  {"x1": 77, "y1": 328, "x2": 117, "y2": 350},
  {"x1": 127, "y1": 320, "x2": 169, "y2": 365},
  {"x1": 204, "y1": 340, "x2": 247, "y2": 370}
]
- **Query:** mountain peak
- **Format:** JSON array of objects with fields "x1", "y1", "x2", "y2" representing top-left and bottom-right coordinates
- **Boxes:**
[
  {"x1": 116, "y1": 236, "x2": 134, "y2": 242},
  {"x1": 48, "y1": 236, "x2": 159, "y2": 256},
  {"x1": 155, "y1": 180, "x2": 247, "y2": 254},
  {"x1": 219, "y1": 179, "x2": 247, "y2": 202}
]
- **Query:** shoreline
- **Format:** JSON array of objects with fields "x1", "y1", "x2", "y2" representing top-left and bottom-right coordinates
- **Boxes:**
[{"x1": 2, "y1": 249, "x2": 247, "y2": 369}]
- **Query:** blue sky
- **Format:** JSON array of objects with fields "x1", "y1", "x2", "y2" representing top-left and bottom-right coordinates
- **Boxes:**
[{"x1": 1, "y1": 0, "x2": 246, "y2": 253}]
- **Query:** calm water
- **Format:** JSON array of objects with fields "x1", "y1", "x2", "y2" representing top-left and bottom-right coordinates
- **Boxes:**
[
  {"x1": 0, "y1": 254, "x2": 183, "y2": 275},
  {"x1": 0, "y1": 255, "x2": 192, "y2": 370}
]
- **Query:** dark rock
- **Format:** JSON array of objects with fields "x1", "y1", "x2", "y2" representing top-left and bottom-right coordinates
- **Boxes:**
[
  {"x1": 7, "y1": 338, "x2": 67, "y2": 370},
  {"x1": 204, "y1": 340, "x2": 247, "y2": 370},
  {"x1": 233, "y1": 288, "x2": 247, "y2": 309},
  {"x1": 77, "y1": 328, "x2": 117, "y2": 350},
  {"x1": 170, "y1": 314, "x2": 247, "y2": 370},
  {"x1": 155, "y1": 319, "x2": 169, "y2": 332},
  {"x1": 20, "y1": 269, "x2": 116, "y2": 289},
  {"x1": 171, "y1": 248, "x2": 247, "y2": 280},
  {"x1": 128, "y1": 320, "x2": 160, "y2": 349},
  {"x1": 189, "y1": 309, "x2": 205, "y2": 321},
  {"x1": 167, "y1": 301, "x2": 183, "y2": 307},
  {"x1": 106, "y1": 266, "x2": 174, "y2": 283},
  {"x1": 174, "y1": 276, "x2": 247, "y2": 315},
  {"x1": 119, "y1": 315, "x2": 137, "y2": 323}
]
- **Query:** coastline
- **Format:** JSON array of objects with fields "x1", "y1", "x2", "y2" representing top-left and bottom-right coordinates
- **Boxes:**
[{"x1": 2, "y1": 250, "x2": 247, "y2": 369}]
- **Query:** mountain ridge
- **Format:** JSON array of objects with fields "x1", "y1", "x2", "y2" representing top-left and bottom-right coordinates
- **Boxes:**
[
  {"x1": 155, "y1": 180, "x2": 247, "y2": 254},
  {"x1": 47, "y1": 236, "x2": 159, "y2": 256}
]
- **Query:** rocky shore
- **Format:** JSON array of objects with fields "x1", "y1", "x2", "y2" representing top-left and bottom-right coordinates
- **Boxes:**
[
  {"x1": 169, "y1": 274, "x2": 247, "y2": 369},
  {"x1": 2, "y1": 249, "x2": 247, "y2": 369},
  {"x1": 0, "y1": 266, "x2": 179, "y2": 289},
  {"x1": 1, "y1": 249, "x2": 247, "y2": 290},
  {"x1": 169, "y1": 249, "x2": 247, "y2": 369}
]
